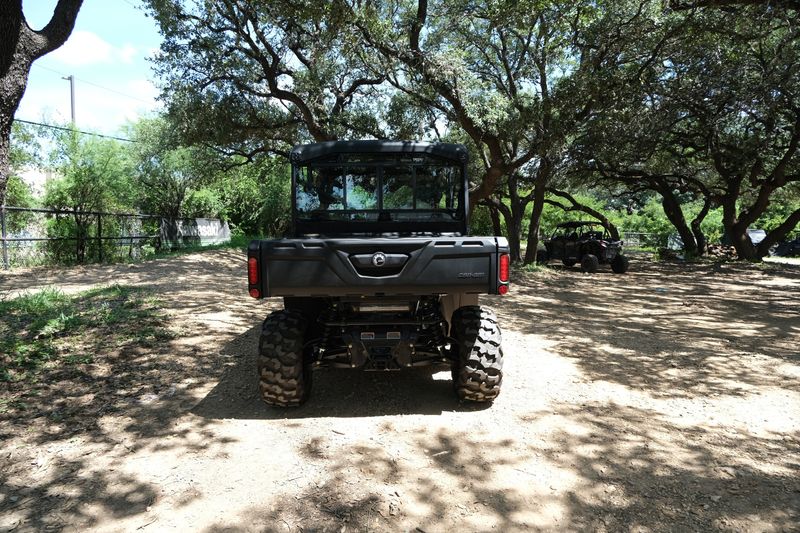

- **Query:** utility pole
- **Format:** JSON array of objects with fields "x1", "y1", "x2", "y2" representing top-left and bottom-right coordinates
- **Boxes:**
[{"x1": 62, "y1": 75, "x2": 75, "y2": 124}]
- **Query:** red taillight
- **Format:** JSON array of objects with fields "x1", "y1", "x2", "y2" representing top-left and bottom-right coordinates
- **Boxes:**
[
  {"x1": 498, "y1": 284, "x2": 509, "y2": 295},
  {"x1": 499, "y1": 253, "x2": 510, "y2": 282},
  {"x1": 249, "y1": 288, "x2": 261, "y2": 298},
  {"x1": 248, "y1": 257, "x2": 259, "y2": 284}
]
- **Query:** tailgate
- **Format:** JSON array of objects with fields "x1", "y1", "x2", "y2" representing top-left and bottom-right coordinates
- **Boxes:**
[{"x1": 249, "y1": 237, "x2": 508, "y2": 297}]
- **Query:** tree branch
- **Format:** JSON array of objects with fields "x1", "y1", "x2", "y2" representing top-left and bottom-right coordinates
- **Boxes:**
[{"x1": 668, "y1": 0, "x2": 800, "y2": 10}]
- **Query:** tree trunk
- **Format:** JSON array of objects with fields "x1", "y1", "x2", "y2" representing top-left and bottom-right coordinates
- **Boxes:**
[
  {"x1": 469, "y1": 165, "x2": 506, "y2": 209},
  {"x1": 0, "y1": 28, "x2": 28, "y2": 207},
  {"x1": 0, "y1": 117, "x2": 11, "y2": 206},
  {"x1": 0, "y1": 0, "x2": 84, "y2": 203},
  {"x1": 507, "y1": 213, "x2": 523, "y2": 262},
  {"x1": 493, "y1": 201, "x2": 521, "y2": 261},
  {"x1": 755, "y1": 208, "x2": 800, "y2": 257},
  {"x1": 730, "y1": 224, "x2": 756, "y2": 260},
  {"x1": 488, "y1": 196, "x2": 523, "y2": 262},
  {"x1": 720, "y1": 198, "x2": 757, "y2": 260},
  {"x1": 487, "y1": 202, "x2": 502, "y2": 236},
  {"x1": 689, "y1": 197, "x2": 712, "y2": 256},
  {"x1": 523, "y1": 180, "x2": 547, "y2": 265},
  {"x1": 659, "y1": 187, "x2": 699, "y2": 256},
  {"x1": 522, "y1": 161, "x2": 551, "y2": 265},
  {"x1": 690, "y1": 220, "x2": 707, "y2": 255}
]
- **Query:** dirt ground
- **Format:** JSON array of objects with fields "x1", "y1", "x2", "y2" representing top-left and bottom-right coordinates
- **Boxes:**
[{"x1": 1, "y1": 249, "x2": 799, "y2": 532}]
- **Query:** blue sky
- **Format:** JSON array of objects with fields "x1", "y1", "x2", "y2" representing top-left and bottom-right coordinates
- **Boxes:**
[{"x1": 18, "y1": 0, "x2": 163, "y2": 136}]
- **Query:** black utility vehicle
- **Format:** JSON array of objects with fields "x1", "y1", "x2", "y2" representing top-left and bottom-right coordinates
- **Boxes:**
[
  {"x1": 247, "y1": 141, "x2": 510, "y2": 406},
  {"x1": 773, "y1": 236, "x2": 800, "y2": 257},
  {"x1": 543, "y1": 221, "x2": 629, "y2": 274}
]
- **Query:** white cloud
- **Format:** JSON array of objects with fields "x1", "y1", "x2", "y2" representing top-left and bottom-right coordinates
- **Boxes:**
[
  {"x1": 47, "y1": 30, "x2": 114, "y2": 66},
  {"x1": 119, "y1": 44, "x2": 138, "y2": 64},
  {"x1": 46, "y1": 32, "x2": 143, "y2": 66},
  {"x1": 127, "y1": 79, "x2": 159, "y2": 101}
]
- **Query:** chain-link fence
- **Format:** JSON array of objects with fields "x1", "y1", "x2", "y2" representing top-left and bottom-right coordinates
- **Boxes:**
[{"x1": 0, "y1": 206, "x2": 229, "y2": 269}]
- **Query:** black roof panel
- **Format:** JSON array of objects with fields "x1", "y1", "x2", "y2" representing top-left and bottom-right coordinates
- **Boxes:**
[
  {"x1": 290, "y1": 140, "x2": 468, "y2": 163},
  {"x1": 555, "y1": 221, "x2": 603, "y2": 229}
]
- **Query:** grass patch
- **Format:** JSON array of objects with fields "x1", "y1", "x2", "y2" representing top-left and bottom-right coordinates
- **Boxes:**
[
  {"x1": 0, "y1": 284, "x2": 171, "y2": 383},
  {"x1": 518, "y1": 262, "x2": 550, "y2": 274}
]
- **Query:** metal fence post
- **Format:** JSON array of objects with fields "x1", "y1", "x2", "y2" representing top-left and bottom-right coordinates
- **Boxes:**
[
  {"x1": 97, "y1": 213, "x2": 103, "y2": 262},
  {"x1": 1, "y1": 205, "x2": 8, "y2": 270}
]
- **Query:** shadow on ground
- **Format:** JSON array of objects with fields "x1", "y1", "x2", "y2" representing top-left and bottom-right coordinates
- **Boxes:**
[
  {"x1": 0, "y1": 252, "x2": 252, "y2": 531},
  {"x1": 192, "y1": 324, "x2": 490, "y2": 419},
  {"x1": 496, "y1": 260, "x2": 800, "y2": 399},
  {"x1": 205, "y1": 402, "x2": 800, "y2": 531}
]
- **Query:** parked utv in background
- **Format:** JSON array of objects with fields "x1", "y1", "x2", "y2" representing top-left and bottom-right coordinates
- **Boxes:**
[
  {"x1": 543, "y1": 221, "x2": 629, "y2": 274},
  {"x1": 247, "y1": 141, "x2": 510, "y2": 407},
  {"x1": 773, "y1": 236, "x2": 800, "y2": 257}
]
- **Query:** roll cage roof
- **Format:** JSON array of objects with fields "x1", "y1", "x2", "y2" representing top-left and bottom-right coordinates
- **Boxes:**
[
  {"x1": 555, "y1": 221, "x2": 604, "y2": 229},
  {"x1": 290, "y1": 141, "x2": 469, "y2": 164}
]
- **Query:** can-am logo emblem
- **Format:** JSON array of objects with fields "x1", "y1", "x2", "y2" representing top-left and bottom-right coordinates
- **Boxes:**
[{"x1": 372, "y1": 252, "x2": 387, "y2": 267}]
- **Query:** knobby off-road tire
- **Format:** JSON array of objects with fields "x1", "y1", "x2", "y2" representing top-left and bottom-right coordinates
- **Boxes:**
[
  {"x1": 258, "y1": 310, "x2": 311, "y2": 407},
  {"x1": 581, "y1": 254, "x2": 599, "y2": 273},
  {"x1": 611, "y1": 254, "x2": 630, "y2": 274},
  {"x1": 451, "y1": 306, "x2": 504, "y2": 402}
]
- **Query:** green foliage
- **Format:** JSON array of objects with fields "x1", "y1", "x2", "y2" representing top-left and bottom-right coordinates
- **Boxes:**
[
  {"x1": 182, "y1": 188, "x2": 225, "y2": 219},
  {"x1": 144, "y1": 0, "x2": 385, "y2": 151},
  {"x1": 127, "y1": 117, "x2": 208, "y2": 219},
  {"x1": 755, "y1": 189, "x2": 800, "y2": 236},
  {"x1": 0, "y1": 285, "x2": 169, "y2": 383},
  {"x1": 6, "y1": 121, "x2": 40, "y2": 236},
  {"x1": 41, "y1": 129, "x2": 134, "y2": 263},
  {"x1": 44, "y1": 130, "x2": 134, "y2": 212},
  {"x1": 212, "y1": 158, "x2": 291, "y2": 237},
  {"x1": 9, "y1": 121, "x2": 42, "y2": 171},
  {"x1": 5, "y1": 175, "x2": 34, "y2": 208},
  {"x1": 3, "y1": 176, "x2": 36, "y2": 233},
  {"x1": 469, "y1": 204, "x2": 497, "y2": 236}
]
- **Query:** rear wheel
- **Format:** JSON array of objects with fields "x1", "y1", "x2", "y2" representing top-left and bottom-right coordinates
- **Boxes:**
[
  {"x1": 562, "y1": 259, "x2": 576, "y2": 267},
  {"x1": 451, "y1": 306, "x2": 503, "y2": 402},
  {"x1": 611, "y1": 254, "x2": 630, "y2": 274},
  {"x1": 258, "y1": 310, "x2": 311, "y2": 407},
  {"x1": 580, "y1": 254, "x2": 599, "y2": 273}
]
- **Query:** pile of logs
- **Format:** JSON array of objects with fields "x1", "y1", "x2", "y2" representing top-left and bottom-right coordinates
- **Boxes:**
[{"x1": 705, "y1": 244, "x2": 738, "y2": 259}]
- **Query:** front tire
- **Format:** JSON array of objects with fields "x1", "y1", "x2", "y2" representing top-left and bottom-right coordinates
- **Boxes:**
[
  {"x1": 451, "y1": 306, "x2": 503, "y2": 402},
  {"x1": 581, "y1": 254, "x2": 599, "y2": 273},
  {"x1": 258, "y1": 310, "x2": 311, "y2": 407},
  {"x1": 611, "y1": 254, "x2": 630, "y2": 274}
]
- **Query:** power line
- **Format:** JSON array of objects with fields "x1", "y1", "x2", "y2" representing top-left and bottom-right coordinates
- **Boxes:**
[
  {"x1": 14, "y1": 118, "x2": 136, "y2": 143},
  {"x1": 32, "y1": 63, "x2": 155, "y2": 105}
]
